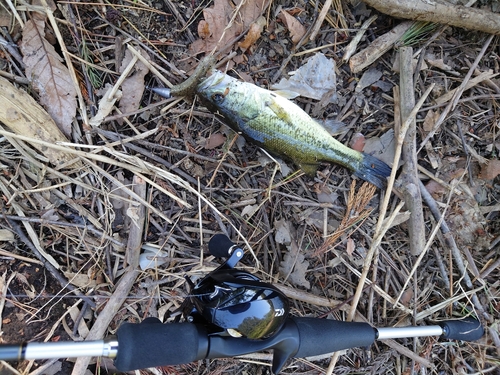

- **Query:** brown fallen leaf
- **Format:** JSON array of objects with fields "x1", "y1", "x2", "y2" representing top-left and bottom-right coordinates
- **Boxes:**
[
  {"x1": 198, "y1": 20, "x2": 211, "y2": 40},
  {"x1": 276, "y1": 219, "x2": 310, "y2": 289},
  {"x1": 238, "y1": 16, "x2": 266, "y2": 50},
  {"x1": 279, "y1": 9, "x2": 306, "y2": 44},
  {"x1": 422, "y1": 109, "x2": 439, "y2": 133},
  {"x1": 204, "y1": 133, "x2": 226, "y2": 149},
  {"x1": 20, "y1": 19, "x2": 77, "y2": 138},
  {"x1": 350, "y1": 133, "x2": 366, "y2": 152},
  {"x1": 118, "y1": 48, "x2": 150, "y2": 118},
  {"x1": 190, "y1": 0, "x2": 266, "y2": 54},
  {"x1": 479, "y1": 159, "x2": 500, "y2": 180},
  {"x1": 346, "y1": 238, "x2": 355, "y2": 257}
]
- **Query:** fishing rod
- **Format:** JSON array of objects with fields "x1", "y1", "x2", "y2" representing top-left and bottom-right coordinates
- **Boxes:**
[{"x1": 0, "y1": 234, "x2": 484, "y2": 374}]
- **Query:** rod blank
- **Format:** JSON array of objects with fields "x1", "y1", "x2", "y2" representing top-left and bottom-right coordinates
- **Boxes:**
[
  {"x1": 0, "y1": 339, "x2": 118, "y2": 361},
  {"x1": 377, "y1": 325, "x2": 443, "y2": 340}
]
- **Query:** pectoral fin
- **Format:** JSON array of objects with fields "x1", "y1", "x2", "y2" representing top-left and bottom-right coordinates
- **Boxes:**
[
  {"x1": 266, "y1": 94, "x2": 294, "y2": 126},
  {"x1": 298, "y1": 162, "x2": 319, "y2": 176}
]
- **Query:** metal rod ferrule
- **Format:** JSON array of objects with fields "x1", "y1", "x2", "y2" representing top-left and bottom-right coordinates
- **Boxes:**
[
  {"x1": 24, "y1": 337, "x2": 118, "y2": 360},
  {"x1": 376, "y1": 325, "x2": 443, "y2": 340}
]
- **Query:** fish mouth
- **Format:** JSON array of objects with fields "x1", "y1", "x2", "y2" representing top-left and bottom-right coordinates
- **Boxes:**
[{"x1": 197, "y1": 70, "x2": 230, "y2": 93}]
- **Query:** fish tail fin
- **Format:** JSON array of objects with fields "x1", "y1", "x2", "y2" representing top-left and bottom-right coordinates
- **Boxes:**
[{"x1": 353, "y1": 153, "x2": 392, "y2": 189}]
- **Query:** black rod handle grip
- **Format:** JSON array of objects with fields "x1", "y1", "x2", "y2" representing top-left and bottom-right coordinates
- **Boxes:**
[
  {"x1": 292, "y1": 317, "x2": 377, "y2": 357},
  {"x1": 114, "y1": 318, "x2": 208, "y2": 372},
  {"x1": 208, "y1": 234, "x2": 236, "y2": 258},
  {"x1": 439, "y1": 317, "x2": 484, "y2": 341}
]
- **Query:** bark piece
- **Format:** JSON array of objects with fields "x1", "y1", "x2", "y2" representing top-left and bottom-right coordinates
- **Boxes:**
[{"x1": 362, "y1": 0, "x2": 500, "y2": 35}]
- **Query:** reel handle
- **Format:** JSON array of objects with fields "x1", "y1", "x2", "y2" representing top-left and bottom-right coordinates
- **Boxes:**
[
  {"x1": 208, "y1": 234, "x2": 244, "y2": 268},
  {"x1": 208, "y1": 233, "x2": 237, "y2": 257}
]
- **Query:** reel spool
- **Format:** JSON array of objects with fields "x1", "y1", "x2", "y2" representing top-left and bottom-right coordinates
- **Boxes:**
[{"x1": 184, "y1": 235, "x2": 290, "y2": 339}]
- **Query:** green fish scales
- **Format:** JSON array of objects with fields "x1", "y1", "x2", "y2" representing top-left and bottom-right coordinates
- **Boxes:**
[{"x1": 197, "y1": 71, "x2": 391, "y2": 189}]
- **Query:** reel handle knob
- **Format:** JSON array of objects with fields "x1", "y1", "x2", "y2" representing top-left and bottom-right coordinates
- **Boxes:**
[{"x1": 208, "y1": 234, "x2": 237, "y2": 258}]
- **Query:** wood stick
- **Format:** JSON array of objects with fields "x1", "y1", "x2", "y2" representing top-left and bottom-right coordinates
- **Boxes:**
[
  {"x1": 399, "y1": 47, "x2": 425, "y2": 256},
  {"x1": 342, "y1": 15, "x2": 378, "y2": 63},
  {"x1": 362, "y1": 0, "x2": 500, "y2": 35},
  {"x1": 419, "y1": 34, "x2": 495, "y2": 151},
  {"x1": 419, "y1": 180, "x2": 491, "y2": 322},
  {"x1": 125, "y1": 176, "x2": 147, "y2": 269},
  {"x1": 349, "y1": 21, "x2": 413, "y2": 74},
  {"x1": 309, "y1": 0, "x2": 333, "y2": 41},
  {"x1": 70, "y1": 176, "x2": 147, "y2": 375}
]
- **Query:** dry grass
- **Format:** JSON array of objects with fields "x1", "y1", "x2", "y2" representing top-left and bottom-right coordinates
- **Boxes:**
[{"x1": 0, "y1": 1, "x2": 499, "y2": 375}]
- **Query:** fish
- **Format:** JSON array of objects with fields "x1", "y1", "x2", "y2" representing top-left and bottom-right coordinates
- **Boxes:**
[{"x1": 194, "y1": 70, "x2": 391, "y2": 189}]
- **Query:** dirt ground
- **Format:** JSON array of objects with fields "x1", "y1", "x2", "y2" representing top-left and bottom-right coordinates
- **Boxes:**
[{"x1": 0, "y1": 0, "x2": 499, "y2": 374}]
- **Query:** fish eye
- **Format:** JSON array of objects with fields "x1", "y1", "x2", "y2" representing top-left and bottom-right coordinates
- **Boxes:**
[{"x1": 212, "y1": 93, "x2": 225, "y2": 103}]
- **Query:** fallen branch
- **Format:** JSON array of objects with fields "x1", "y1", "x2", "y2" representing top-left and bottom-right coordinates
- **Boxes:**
[
  {"x1": 399, "y1": 46, "x2": 425, "y2": 256},
  {"x1": 362, "y1": 0, "x2": 500, "y2": 35},
  {"x1": 349, "y1": 21, "x2": 412, "y2": 74},
  {"x1": 71, "y1": 177, "x2": 146, "y2": 375},
  {"x1": 419, "y1": 180, "x2": 491, "y2": 322}
]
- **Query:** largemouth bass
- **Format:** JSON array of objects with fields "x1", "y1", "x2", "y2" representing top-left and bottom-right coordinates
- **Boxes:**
[{"x1": 194, "y1": 70, "x2": 391, "y2": 189}]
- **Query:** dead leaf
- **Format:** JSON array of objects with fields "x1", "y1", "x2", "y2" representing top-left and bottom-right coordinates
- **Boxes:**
[
  {"x1": 198, "y1": 20, "x2": 211, "y2": 39},
  {"x1": 350, "y1": 133, "x2": 366, "y2": 152},
  {"x1": 479, "y1": 159, "x2": 500, "y2": 180},
  {"x1": 422, "y1": 109, "x2": 439, "y2": 133},
  {"x1": 276, "y1": 220, "x2": 310, "y2": 289},
  {"x1": 63, "y1": 272, "x2": 97, "y2": 288},
  {"x1": 346, "y1": 238, "x2": 355, "y2": 256},
  {"x1": 275, "y1": 219, "x2": 292, "y2": 245},
  {"x1": 363, "y1": 129, "x2": 396, "y2": 167},
  {"x1": 241, "y1": 204, "x2": 259, "y2": 218},
  {"x1": 0, "y1": 76, "x2": 80, "y2": 167},
  {"x1": 425, "y1": 180, "x2": 447, "y2": 199},
  {"x1": 355, "y1": 67, "x2": 383, "y2": 93},
  {"x1": 447, "y1": 187, "x2": 490, "y2": 249},
  {"x1": 274, "y1": 219, "x2": 311, "y2": 289},
  {"x1": 425, "y1": 57, "x2": 456, "y2": 73},
  {"x1": 139, "y1": 246, "x2": 170, "y2": 270},
  {"x1": 0, "y1": 229, "x2": 15, "y2": 242},
  {"x1": 238, "y1": 16, "x2": 266, "y2": 50},
  {"x1": 0, "y1": 6, "x2": 12, "y2": 27},
  {"x1": 278, "y1": 9, "x2": 306, "y2": 44},
  {"x1": 190, "y1": 0, "x2": 266, "y2": 54},
  {"x1": 21, "y1": 19, "x2": 77, "y2": 137},
  {"x1": 118, "y1": 48, "x2": 150, "y2": 117},
  {"x1": 280, "y1": 241, "x2": 310, "y2": 289},
  {"x1": 88, "y1": 83, "x2": 123, "y2": 127},
  {"x1": 204, "y1": 133, "x2": 226, "y2": 149}
]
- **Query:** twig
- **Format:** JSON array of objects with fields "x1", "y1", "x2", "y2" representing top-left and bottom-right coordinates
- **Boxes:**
[
  {"x1": 71, "y1": 174, "x2": 146, "y2": 375},
  {"x1": 399, "y1": 46, "x2": 425, "y2": 256},
  {"x1": 455, "y1": 119, "x2": 475, "y2": 186},
  {"x1": 325, "y1": 83, "x2": 434, "y2": 375},
  {"x1": 349, "y1": 21, "x2": 413, "y2": 74},
  {"x1": 419, "y1": 34, "x2": 495, "y2": 151},
  {"x1": 70, "y1": 268, "x2": 139, "y2": 375},
  {"x1": 3, "y1": 216, "x2": 96, "y2": 308},
  {"x1": 0, "y1": 214, "x2": 125, "y2": 246},
  {"x1": 125, "y1": 176, "x2": 146, "y2": 269},
  {"x1": 341, "y1": 15, "x2": 378, "y2": 64},
  {"x1": 309, "y1": 0, "x2": 333, "y2": 42},
  {"x1": 40, "y1": 0, "x2": 88, "y2": 127},
  {"x1": 362, "y1": 0, "x2": 500, "y2": 35},
  {"x1": 419, "y1": 180, "x2": 490, "y2": 322}
]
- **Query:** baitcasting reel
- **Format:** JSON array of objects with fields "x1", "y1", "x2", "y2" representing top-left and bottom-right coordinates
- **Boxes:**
[{"x1": 182, "y1": 234, "x2": 290, "y2": 339}]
